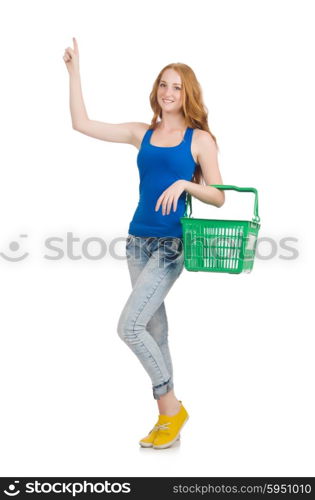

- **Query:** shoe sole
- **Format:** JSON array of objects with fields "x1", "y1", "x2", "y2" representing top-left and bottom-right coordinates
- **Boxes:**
[
  {"x1": 139, "y1": 442, "x2": 154, "y2": 448},
  {"x1": 139, "y1": 440, "x2": 155, "y2": 448},
  {"x1": 139, "y1": 434, "x2": 181, "y2": 448},
  {"x1": 152, "y1": 416, "x2": 189, "y2": 449}
]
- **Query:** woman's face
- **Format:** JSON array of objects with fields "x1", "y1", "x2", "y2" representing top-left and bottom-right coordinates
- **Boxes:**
[{"x1": 157, "y1": 69, "x2": 183, "y2": 114}]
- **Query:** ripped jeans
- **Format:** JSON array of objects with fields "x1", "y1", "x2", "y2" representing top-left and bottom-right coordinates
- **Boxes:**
[{"x1": 117, "y1": 234, "x2": 184, "y2": 399}]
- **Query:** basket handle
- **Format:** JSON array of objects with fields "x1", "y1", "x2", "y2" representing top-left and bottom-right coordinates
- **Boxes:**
[{"x1": 184, "y1": 184, "x2": 260, "y2": 223}]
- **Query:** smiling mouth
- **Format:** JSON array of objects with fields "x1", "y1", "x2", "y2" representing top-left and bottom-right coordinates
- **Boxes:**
[{"x1": 163, "y1": 99, "x2": 174, "y2": 103}]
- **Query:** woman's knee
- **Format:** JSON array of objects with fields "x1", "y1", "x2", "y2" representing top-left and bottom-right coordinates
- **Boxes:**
[
  {"x1": 117, "y1": 311, "x2": 129, "y2": 340},
  {"x1": 117, "y1": 310, "x2": 141, "y2": 344}
]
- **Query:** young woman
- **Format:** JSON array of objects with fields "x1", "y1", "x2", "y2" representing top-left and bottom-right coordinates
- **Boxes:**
[{"x1": 63, "y1": 37, "x2": 225, "y2": 449}]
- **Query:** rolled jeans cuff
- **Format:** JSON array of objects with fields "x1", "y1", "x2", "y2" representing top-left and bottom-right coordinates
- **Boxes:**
[{"x1": 152, "y1": 377, "x2": 174, "y2": 400}]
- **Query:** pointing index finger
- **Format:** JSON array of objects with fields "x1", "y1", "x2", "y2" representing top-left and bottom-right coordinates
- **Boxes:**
[{"x1": 73, "y1": 37, "x2": 78, "y2": 51}]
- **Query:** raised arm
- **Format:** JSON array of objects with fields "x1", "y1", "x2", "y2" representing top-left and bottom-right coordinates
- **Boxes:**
[{"x1": 63, "y1": 37, "x2": 147, "y2": 146}]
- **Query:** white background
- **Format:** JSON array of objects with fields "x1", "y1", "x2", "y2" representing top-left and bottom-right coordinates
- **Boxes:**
[{"x1": 1, "y1": 0, "x2": 314, "y2": 477}]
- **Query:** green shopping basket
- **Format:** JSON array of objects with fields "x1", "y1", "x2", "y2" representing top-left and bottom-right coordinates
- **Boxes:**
[{"x1": 180, "y1": 185, "x2": 261, "y2": 274}]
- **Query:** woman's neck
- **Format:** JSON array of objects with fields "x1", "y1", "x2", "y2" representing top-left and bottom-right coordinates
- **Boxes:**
[{"x1": 157, "y1": 116, "x2": 186, "y2": 132}]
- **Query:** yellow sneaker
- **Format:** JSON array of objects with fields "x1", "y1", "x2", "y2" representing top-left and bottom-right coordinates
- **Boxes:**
[
  {"x1": 153, "y1": 401, "x2": 189, "y2": 449},
  {"x1": 139, "y1": 415, "x2": 181, "y2": 448},
  {"x1": 139, "y1": 418, "x2": 163, "y2": 448}
]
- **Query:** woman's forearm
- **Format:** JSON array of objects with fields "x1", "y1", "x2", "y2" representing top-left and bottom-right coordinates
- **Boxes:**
[
  {"x1": 69, "y1": 72, "x2": 89, "y2": 128},
  {"x1": 183, "y1": 180, "x2": 225, "y2": 208}
]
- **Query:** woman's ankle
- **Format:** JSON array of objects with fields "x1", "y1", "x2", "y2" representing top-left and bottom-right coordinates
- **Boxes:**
[
  {"x1": 161, "y1": 403, "x2": 181, "y2": 416},
  {"x1": 157, "y1": 392, "x2": 181, "y2": 416}
]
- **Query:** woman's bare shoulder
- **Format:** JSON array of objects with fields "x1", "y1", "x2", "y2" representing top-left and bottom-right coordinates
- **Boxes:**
[
  {"x1": 193, "y1": 129, "x2": 214, "y2": 142},
  {"x1": 193, "y1": 129, "x2": 217, "y2": 151},
  {"x1": 192, "y1": 129, "x2": 217, "y2": 164}
]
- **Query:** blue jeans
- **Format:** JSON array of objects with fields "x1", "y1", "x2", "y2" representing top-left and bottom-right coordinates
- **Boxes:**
[{"x1": 117, "y1": 234, "x2": 185, "y2": 399}]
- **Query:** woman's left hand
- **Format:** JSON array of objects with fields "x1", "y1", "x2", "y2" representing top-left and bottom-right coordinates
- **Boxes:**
[{"x1": 155, "y1": 180, "x2": 187, "y2": 215}]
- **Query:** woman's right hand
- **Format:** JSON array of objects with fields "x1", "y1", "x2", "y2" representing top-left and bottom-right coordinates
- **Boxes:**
[{"x1": 63, "y1": 37, "x2": 80, "y2": 75}]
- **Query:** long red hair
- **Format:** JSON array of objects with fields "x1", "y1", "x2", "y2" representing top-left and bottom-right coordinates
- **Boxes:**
[{"x1": 149, "y1": 63, "x2": 219, "y2": 185}]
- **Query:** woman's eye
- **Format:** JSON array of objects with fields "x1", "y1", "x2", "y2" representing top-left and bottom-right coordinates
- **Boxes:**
[{"x1": 159, "y1": 83, "x2": 181, "y2": 90}]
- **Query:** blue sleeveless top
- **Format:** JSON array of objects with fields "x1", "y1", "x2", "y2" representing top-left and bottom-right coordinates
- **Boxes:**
[{"x1": 128, "y1": 126, "x2": 198, "y2": 238}]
